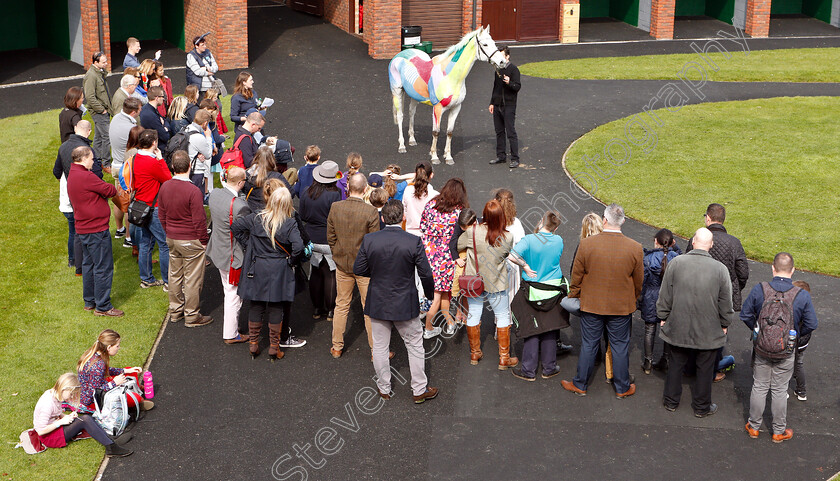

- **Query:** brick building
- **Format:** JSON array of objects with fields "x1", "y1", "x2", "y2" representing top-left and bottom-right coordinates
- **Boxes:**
[
  {"x1": 294, "y1": 0, "x2": 838, "y2": 58},
  {"x1": 3, "y1": 0, "x2": 248, "y2": 71}
]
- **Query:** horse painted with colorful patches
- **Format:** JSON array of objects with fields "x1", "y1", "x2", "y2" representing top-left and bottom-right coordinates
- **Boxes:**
[{"x1": 389, "y1": 26, "x2": 506, "y2": 164}]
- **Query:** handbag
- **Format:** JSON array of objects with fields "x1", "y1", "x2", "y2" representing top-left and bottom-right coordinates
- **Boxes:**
[
  {"x1": 127, "y1": 191, "x2": 158, "y2": 227},
  {"x1": 458, "y1": 225, "x2": 485, "y2": 298},
  {"x1": 228, "y1": 197, "x2": 242, "y2": 286},
  {"x1": 111, "y1": 186, "x2": 130, "y2": 213},
  {"x1": 212, "y1": 77, "x2": 228, "y2": 97}
]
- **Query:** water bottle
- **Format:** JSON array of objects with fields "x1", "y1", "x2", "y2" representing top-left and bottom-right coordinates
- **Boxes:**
[
  {"x1": 788, "y1": 330, "x2": 797, "y2": 354},
  {"x1": 143, "y1": 371, "x2": 155, "y2": 399}
]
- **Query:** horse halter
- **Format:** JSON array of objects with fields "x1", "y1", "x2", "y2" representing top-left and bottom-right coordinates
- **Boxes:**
[{"x1": 474, "y1": 35, "x2": 503, "y2": 73}]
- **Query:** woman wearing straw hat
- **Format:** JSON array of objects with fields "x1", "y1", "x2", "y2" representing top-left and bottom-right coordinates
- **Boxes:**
[{"x1": 300, "y1": 161, "x2": 343, "y2": 321}]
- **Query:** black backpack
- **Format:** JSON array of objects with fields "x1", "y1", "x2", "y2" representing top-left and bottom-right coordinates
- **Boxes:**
[
  {"x1": 163, "y1": 129, "x2": 202, "y2": 173},
  {"x1": 754, "y1": 282, "x2": 800, "y2": 360},
  {"x1": 274, "y1": 139, "x2": 293, "y2": 165}
]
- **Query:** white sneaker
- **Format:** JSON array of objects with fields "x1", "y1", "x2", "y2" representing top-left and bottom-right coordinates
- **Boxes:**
[
  {"x1": 443, "y1": 322, "x2": 456, "y2": 336},
  {"x1": 279, "y1": 336, "x2": 307, "y2": 348},
  {"x1": 796, "y1": 392, "x2": 807, "y2": 401},
  {"x1": 423, "y1": 326, "x2": 442, "y2": 339}
]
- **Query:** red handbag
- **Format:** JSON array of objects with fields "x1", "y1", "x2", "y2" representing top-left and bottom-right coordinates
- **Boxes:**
[
  {"x1": 228, "y1": 197, "x2": 242, "y2": 286},
  {"x1": 458, "y1": 225, "x2": 485, "y2": 297}
]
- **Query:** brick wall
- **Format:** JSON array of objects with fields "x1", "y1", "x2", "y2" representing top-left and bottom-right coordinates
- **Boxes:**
[
  {"x1": 81, "y1": 0, "x2": 111, "y2": 70},
  {"x1": 745, "y1": 0, "x2": 770, "y2": 37},
  {"x1": 214, "y1": 0, "x2": 249, "y2": 69},
  {"x1": 325, "y1": 0, "x2": 351, "y2": 33},
  {"x1": 184, "y1": 0, "x2": 248, "y2": 71},
  {"x1": 461, "y1": 0, "x2": 481, "y2": 35},
  {"x1": 649, "y1": 0, "x2": 675, "y2": 40},
  {"x1": 366, "y1": 0, "x2": 401, "y2": 58}
]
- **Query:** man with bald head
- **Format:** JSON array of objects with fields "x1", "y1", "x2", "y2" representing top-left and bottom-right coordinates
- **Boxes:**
[
  {"x1": 327, "y1": 172, "x2": 380, "y2": 358},
  {"x1": 658, "y1": 227, "x2": 736, "y2": 417}
]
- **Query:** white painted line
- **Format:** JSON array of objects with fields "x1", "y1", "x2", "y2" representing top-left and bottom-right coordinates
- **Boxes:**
[
  {"x1": 510, "y1": 34, "x2": 839, "y2": 49},
  {"x1": 0, "y1": 66, "x2": 186, "y2": 90}
]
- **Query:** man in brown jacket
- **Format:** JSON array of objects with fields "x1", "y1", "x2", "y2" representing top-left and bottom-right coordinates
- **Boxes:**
[
  {"x1": 327, "y1": 173, "x2": 380, "y2": 358},
  {"x1": 562, "y1": 204, "x2": 643, "y2": 399}
]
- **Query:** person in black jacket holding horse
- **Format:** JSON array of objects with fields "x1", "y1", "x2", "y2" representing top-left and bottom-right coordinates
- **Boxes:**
[
  {"x1": 232, "y1": 186, "x2": 303, "y2": 361},
  {"x1": 488, "y1": 47, "x2": 521, "y2": 169},
  {"x1": 353, "y1": 200, "x2": 439, "y2": 404}
]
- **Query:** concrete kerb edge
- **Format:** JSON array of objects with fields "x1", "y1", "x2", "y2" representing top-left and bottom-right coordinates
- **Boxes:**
[{"x1": 94, "y1": 311, "x2": 171, "y2": 480}]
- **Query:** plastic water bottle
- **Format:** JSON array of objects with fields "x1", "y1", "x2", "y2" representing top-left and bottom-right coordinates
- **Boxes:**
[
  {"x1": 788, "y1": 330, "x2": 797, "y2": 353},
  {"x1": 143, "y1": 371, "x2": 154, "y2": 399}
]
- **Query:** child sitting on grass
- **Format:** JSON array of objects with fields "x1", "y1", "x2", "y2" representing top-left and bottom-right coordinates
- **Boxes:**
[{"x1": 32, "y1": 373, "x2": 132, "y2": 456}]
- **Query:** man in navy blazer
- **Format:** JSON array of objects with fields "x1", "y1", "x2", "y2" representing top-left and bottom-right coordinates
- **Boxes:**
[
  {"x1": 354, "y1": 200, "x2": 439, "y2": 404},
  {"x1": 139, "y1": 86, "x2": 172, "y2": 148}
]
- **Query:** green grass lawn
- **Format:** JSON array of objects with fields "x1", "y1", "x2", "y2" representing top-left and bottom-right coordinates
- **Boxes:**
[
  {"x1": 0, "y1": 98, "x2": 242, "y2": 479},
  {"x1": 565, "y1": 96, "x2": 840, "y2": 276},
  {"x1": 521, "y1": 48, "x2": 840, "y2": 82}
]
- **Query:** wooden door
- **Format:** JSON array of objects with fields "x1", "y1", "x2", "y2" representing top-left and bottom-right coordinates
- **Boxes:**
[
  {"x1": 482, "y1": 0, "x2": 518, "y2": 41},
  {"x1": 402, "y1": 0, "x2": 463, "y2": 48},
  {"x1": 518, "y1": 0, "x2": 559, "y2": 40}
]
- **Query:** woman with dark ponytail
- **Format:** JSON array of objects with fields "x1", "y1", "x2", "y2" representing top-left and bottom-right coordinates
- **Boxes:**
[{"x1": 640, "y1": 228, "x2": 682, "y2": 374}]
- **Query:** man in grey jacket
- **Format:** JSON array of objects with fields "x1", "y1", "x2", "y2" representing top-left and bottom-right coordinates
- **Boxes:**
[{"x1": 657, "y1": 228, "x2": 736, "y2": 417}]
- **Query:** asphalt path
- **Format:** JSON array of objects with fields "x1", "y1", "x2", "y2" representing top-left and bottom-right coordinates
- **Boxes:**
[{"x1": 5, "y1": 5, "x2": 839, "y2": 480}]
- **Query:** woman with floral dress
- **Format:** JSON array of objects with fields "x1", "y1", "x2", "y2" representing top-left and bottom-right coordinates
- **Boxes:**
[{"x1": 420, "y1": 178, "x2": 469, "y2": 338}]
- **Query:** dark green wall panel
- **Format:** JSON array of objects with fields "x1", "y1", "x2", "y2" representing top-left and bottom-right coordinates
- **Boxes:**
[
  {"x1": 771, "y1": 0, "x2": 804, "y2": 14},
  {"x1": 803, "y1": 0, "x2": 831, "y2": 22},
  {"x1": 705, "y1": 0, "x2": 735, "y2": 23},
  {"x1": 582, "y1": 0, "x2": 611, "y2": 17},
  {"x1": 109, "y1": 0, "x2": 164, "y2": 42},
  {"x1": 611, "y1": 0, "x2": 640, "y2": 25},
  {"x1": 676, "y1": 0, "x2": 706, "y2": 16},
  {"x1": 0, "y1": 2, "x2": 37, "y2": 52},
  {"x1": 36, "y1": 0, "x2": 71, "y2": 58},
  {"x1": 161, "y1": 0, "x2": 185, "y2": 49}
]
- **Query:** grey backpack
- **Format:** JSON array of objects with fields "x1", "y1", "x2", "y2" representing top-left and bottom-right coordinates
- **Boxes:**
[{"x1": 754, "y1": 283, "x2": 800, "y2": 360}]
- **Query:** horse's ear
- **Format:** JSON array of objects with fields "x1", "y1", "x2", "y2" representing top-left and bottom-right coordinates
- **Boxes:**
[{"x1": 483, "y1": 25, "x2": 490, "y2": 35}]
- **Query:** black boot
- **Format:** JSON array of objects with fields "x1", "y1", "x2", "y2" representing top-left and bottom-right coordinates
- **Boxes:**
[
  {"x1": 652, "y1": 343, "x2": 671, "y2": 371},
  {"x1": 105, "y1": 443, "x2": 133, "y2": 457}
]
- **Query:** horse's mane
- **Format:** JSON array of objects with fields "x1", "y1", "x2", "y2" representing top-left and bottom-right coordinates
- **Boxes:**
[{"x1": 438, "y1": 29, "x2": 480, "y2": 60}]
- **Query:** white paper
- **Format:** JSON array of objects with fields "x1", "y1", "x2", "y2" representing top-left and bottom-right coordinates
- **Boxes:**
[{"x1": 261, "y1": 97, "x2": 274, "y2": 108}]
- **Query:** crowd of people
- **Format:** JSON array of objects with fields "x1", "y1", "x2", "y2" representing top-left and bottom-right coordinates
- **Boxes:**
[{"x1": 38, "y1": 38, "x2": 819, "y2": 458}]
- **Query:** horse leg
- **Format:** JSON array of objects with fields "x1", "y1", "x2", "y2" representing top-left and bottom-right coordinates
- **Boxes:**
[
  {"x1": 430, "y1": 104, "x2": 443, "y2": 163},
  {"x1": 443, "y1": 102, "x2": 462, "y2": 164},
  {"x1": 392, "y1": 89, "x2": 406, "y2": 153},
  {"x1": 408, "y1": 99, "x2": 418, "y2": 146}
]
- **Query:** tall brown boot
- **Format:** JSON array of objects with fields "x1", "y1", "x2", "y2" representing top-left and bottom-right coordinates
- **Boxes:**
[
  {"x1": 497, "y1": 326, "x2": 519, "y2": 370},
  {"x1": 466, "y1": 325, "x2": 483, "y2": 365},
  {"x1": 249, "y1": 321, "x2": 263, "y2": 359},
  {"x1": 268, "y1": 322, "x2": 285, "y2": 362}
]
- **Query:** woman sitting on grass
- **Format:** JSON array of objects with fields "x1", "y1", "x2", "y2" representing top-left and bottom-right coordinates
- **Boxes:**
[
  {"x1": 77, "y1": 329, "x2": 154, "y2": 412},
  {"x1": 33, "y1": 373, "x2": 132, "y2": 457}
]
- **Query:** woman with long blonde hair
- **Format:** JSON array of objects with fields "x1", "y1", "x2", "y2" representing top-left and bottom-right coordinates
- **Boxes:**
[
  {"x1": 167, "y1": 96, "x2": 190, "y2": 134},
  {"x1": 77, "y1": 329, "x2": 153, "y2": 411},
  {"x1": 32, "y1": 373, "x2": 132, "y2": 456},
  {"x1": 232, "y1": 187, "x2": 304, "y2": 361}
]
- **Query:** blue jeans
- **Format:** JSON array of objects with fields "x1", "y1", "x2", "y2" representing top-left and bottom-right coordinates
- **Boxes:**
[
  {"x1": 573, "y1": 312, "x2": 632, "y2": 394},
  {"x1": 79, "y1": 229, "x2": 114, "y2": 311},
  {"x1": 62, "y1": 212, "x2": 83, "y2": 272},
  {"x1": 466, "y1": 291, "x2": 510, "y2": 327},
  {"x1": 137, "y1": 208, "x2": 169, "y2": 284}
]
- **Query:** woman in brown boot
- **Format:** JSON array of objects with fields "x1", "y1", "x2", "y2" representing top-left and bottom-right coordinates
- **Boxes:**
[
  {"x1": 458, "y1": 199, "x2": 518, "y2": 370},
  {"x1": 232, "y1": 187, "x2": 303, "y2": 361}
]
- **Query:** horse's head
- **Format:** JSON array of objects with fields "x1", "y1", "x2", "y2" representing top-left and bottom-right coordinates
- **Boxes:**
[{"x1": 474, "y1": 26, "x2": 507, "y2": 69}]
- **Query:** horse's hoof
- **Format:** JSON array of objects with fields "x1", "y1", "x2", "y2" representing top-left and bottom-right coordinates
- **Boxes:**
[
  {"x1": 398, "y1": 146, "x2": 406, "y2": 153},
  {"x1": 408, "y1": 139, "x2": 417, "y2": 146},
  {"x1": 431, "y1": 158, "x2": 441, "y2": 165},
  {"x1": 445, "y1": 158, "x2": 455, "y2": 165}
]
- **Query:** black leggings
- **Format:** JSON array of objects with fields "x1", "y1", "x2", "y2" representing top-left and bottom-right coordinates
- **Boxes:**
[
  {"x1": 249, "y1": 301, "x2": 288, "y2": 325},
  {"x1": 63, "y1": 414, "x2": 113, "y2": 445},
  {"x1": 309, "y1": 258, "x2": 336, "y2": 314}
]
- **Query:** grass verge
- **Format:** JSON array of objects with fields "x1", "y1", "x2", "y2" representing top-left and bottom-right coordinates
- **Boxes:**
[
  {"x1": 0, "y1": 97, "x2": 239, "y2": 480},
  {"x1": 564, "y1": 96, "x2": 840, "y2": 276},
  {"x1": 521, "y1": 48, "x2": 840, "y2": 82}
]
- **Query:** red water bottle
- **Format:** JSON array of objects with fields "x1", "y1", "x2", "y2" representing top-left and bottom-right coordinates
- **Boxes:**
[{"x1": 143, "y1": 371, "x2": 154, "y2": 399}]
